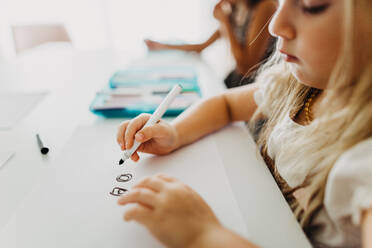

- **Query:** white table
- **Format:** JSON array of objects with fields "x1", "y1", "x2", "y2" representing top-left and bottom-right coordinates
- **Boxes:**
[{"x1": 0, "y1": 48, "x2": 311, "y2": 247}]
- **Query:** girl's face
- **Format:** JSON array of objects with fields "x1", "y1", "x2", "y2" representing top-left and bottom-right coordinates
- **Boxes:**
[{"x1": 269, "y1": 0, "x2": 344, "y2": 89}]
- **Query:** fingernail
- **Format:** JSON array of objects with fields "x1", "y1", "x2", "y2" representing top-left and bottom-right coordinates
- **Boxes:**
[{"x1": 135, "y1": 133, "x2": 144, "y2": 141}]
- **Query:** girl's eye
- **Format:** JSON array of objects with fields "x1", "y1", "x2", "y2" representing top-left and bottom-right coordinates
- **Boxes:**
[{"x1": 302, "y1": 4, "x2": 329, "y2": 14}]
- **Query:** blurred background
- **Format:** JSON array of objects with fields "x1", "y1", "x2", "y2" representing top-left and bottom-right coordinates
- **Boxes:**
[{"x1": 0, "y1": 0, "x2": 221, "y2": 58}]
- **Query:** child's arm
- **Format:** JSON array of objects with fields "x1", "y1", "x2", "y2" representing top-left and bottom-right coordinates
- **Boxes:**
[
  {"x1": 144, "y1": 30, "x2": 221, "y2": 53},
  {"x1": 218, "y1": 0, "x2": 277, "y2": 74},
  {"x1": 362, "y1": 207, "x2": 372, "y2": 248},
  {"x1": 173, "y1": 83, "x2": 259, "y2": 148},
  {"x1": 117, "y1": 83, "x2": 259, "y2": 161}
]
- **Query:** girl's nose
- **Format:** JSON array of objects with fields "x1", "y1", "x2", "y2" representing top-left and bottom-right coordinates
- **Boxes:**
[{"x1": 269, "y1": 0, "x2": 296, "y2": 41}]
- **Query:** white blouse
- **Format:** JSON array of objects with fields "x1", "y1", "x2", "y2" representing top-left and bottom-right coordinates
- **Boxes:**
[{"x1": 254, "y1": 85, "x2": 372, "y2": 248}]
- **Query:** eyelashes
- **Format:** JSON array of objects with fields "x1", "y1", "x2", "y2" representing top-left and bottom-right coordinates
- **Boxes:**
[{"x1": 302, "y1": 4, "x2": 329, "y2": 14}]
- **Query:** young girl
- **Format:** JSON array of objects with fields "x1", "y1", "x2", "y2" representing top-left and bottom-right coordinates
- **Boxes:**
[
  {"x1": 116, "y1": 0, "x2": 372, "y2": 247},
  {"x1": 145, "y1": 0, "x2": 277, "y2": 88}
]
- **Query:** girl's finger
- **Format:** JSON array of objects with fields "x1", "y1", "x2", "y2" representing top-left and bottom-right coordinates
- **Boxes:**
[
  {"x1": 133, "y1": 176, "x2": 165, "y2": 192},
  {"x1": 116, "y1": 121, "x2": 129, "y2": 147},
  {"x1": 156, "y1": 173, "x2": 177, "y2": 183},
  {"x1": 136, "y1": 143, "x2": 147, "y2": 153},
  {"x1": 131, "y1": 152, "x2": 140, "y2": 162},
  {"x1": 135, "y1": 123, "x2": 167, "y2": 143},
  {"x1": 118, "y1": 188, "x2": 157, "y2": 208},
  {"x1": 124, "y1": 205, "x2": 152, "y2": 224},
  {"x1": 125, "y1": 114, "x2": 151, "y2": 149}
]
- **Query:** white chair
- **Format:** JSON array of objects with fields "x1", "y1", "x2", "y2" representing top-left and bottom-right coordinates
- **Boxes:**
[{"x1": 12, "y1": 24, "x2": 72, "y2": 54}]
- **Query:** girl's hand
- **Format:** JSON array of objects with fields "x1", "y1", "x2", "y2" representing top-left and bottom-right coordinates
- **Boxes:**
[
  {"x1": 116, "y1": 114, "x2": 179, "y2": 162},
  {"x1": 213, "y1": 0, "x2": 232, "y2": 22},
  {"x1": 118, "y1": 174, "x2": 221, "y2": 248},
  {"x1": 144, "y1": 39, "x2": 167, "y2": 51}
]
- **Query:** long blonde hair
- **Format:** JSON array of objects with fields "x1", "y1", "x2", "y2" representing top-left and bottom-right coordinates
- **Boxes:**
[{"x1": 251, "y1": 0, "x2": 372, "y2": 228}]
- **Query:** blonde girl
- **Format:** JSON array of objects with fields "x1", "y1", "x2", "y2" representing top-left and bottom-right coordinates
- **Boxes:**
[{"x1": 116, "y1": 0, "x2": 372, "y2": 247}]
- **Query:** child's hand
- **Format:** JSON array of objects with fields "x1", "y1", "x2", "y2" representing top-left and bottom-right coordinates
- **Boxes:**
[
  {"x1": 116, "y1": 114, "x2": 179, "y2": 161},
  {"x1": 144, "y1": 39, "x2": 166, "y2": 51},
  {"x1": 213, "y1": 0, "x2": 232, "y2": 22},
  {"x1": 118, "y1": 174, "x2": 221, "y2": 248}
]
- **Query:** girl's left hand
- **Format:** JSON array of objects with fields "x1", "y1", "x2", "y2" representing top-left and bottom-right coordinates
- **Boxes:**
[
  {"x1": 213, "y1": 0, "x2": 232, "y2": 22},
  {"x1": 118, "y1": 174, "x2": 221, "y2": 248}
]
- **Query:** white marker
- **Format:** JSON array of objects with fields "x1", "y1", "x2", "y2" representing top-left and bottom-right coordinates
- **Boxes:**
[{"x1": 119, "y1": 84, "x2": 183, "y2": 165}]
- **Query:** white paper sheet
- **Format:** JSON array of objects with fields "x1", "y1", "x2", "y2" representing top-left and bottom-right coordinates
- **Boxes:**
[
  {"x1": 0, "y1": 124, "x2": 248, "y2": 248},
  {"x1": 0, "y1": 150, "x2": 14, "y2": 169},
  {"x1": 0, "y1": 92, "x2": 47, "y2": 129}
]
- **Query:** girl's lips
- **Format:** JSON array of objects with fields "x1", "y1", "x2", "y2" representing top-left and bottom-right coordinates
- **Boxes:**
[{"x1": 280, "y1": 50, "x2": 299, "y2": 63}]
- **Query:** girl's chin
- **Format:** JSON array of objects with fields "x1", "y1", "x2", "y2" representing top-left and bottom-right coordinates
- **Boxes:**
[
  {"x1": 290, "y1": 67, "x2": 308, "y2": 83},
  {"x1": 290, "y1": 68, "x2": 327, "y2": 89}
]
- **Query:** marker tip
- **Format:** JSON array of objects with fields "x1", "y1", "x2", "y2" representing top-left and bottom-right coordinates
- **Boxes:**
[{"x1": 41, "y1": 147, "x2": 49, "y2": 155}]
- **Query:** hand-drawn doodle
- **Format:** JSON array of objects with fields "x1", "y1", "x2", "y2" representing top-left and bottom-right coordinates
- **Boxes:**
[
  {"x1": 116, "y1": 173, "x2": 133, "y2": 182},
  {"x1": 109, "y1": 187, "x2": 128, "y2": 196}
]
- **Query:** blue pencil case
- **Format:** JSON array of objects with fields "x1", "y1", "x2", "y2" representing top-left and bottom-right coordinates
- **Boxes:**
[
  {"x1": 108, "y1": 66, "x2": 199, "y2": 92},
  {"x1": 90, "y1": 88, "x2": 201, "y2": 118},
  {"x1": 90, "y1": 65, "x2": 201, "y2": 118}
]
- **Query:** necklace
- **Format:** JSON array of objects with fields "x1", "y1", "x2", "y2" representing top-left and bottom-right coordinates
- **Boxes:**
[{"x1": 304, "y1": 88, "x2": 320, "y2": 124}]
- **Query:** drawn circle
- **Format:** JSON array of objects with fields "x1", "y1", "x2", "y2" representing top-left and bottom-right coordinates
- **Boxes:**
[{"x1": 116, "y1": 173, "x2": 133, "y2": 182}]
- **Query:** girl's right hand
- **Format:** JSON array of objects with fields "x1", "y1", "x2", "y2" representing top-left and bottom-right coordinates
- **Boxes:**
[{"x1": 116, "y1": 114, "x2": 179, "y2": 162}]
